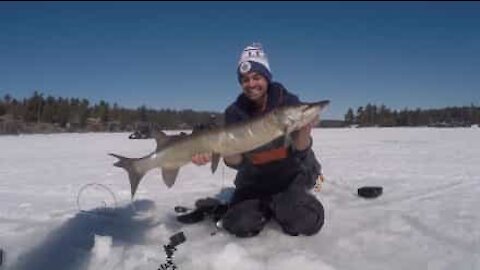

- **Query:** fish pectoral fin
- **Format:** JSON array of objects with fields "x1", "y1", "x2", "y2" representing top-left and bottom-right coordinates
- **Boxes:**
[
  {"x1": 161, "y1": 167, "x2": 180, "y2": 188},
  {"x1": 211, "y1": 152, "x2": 221, "y2": 173}
]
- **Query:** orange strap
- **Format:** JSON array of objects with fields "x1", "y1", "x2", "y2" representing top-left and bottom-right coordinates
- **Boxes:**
[{"x1": 248, "y1": 147, "x2": 288, "y2": 165}]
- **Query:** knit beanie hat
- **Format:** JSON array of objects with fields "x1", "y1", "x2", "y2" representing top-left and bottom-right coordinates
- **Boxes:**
[{"x1": 237, "y1": 43, "x2": 272, "y2": 83}]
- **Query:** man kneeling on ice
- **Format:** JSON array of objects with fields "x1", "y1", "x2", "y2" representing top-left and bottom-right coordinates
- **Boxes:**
[{"x1": 191, "y1": 43, "x2": 324, "y2": 237}]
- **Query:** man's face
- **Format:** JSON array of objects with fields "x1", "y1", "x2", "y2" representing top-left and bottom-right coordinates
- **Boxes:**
[{"x1": 240, "y1": 72, "x2": 269, "y2": 103}]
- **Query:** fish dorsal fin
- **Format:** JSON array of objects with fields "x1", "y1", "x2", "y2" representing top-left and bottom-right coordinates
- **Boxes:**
[
  {"x1": 154, "y1": 131, "x2": 170, "y2": 151},
  {"x1": 162, "y1": 168, "x2": 180, "y2": 188}
]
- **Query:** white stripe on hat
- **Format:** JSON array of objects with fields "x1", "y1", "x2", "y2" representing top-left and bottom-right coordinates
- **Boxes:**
[{"x1": 238, "y1": 43, "x2": 271, "y2": 72}]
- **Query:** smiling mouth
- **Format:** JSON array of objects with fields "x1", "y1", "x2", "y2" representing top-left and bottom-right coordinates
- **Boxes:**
[{"x1": 247, "y1": 88, "x2": 262, "y2": 95}]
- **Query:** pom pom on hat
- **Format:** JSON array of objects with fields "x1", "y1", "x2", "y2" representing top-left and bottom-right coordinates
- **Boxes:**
[{"x1": 237, "y1": 43, "x2": 272, "y2": 83}]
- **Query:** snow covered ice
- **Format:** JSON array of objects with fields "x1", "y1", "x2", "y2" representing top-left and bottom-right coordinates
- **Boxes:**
[{"x1": 1, "y1": 128, "x2": 480, "y2": 270}]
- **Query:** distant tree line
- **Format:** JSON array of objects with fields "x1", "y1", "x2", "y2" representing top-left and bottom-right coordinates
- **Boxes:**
[
  {"x1": 344, "y1": 103, "x2": 480, "y2": 127},
  {"x1": 0, "y1": 92, "x2": 223, "y2": 134},
  {"x1": 2, "y1": 92, "x2": 479, "y2": 134}
]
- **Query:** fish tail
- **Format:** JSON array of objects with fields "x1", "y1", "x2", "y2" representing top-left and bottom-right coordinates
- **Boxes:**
[{"x1": 109, "y1": 153, "x2": 146, "y2": 198}]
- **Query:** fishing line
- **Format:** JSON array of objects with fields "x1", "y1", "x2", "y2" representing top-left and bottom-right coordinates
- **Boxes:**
[{"x1": 76, "y1": 183, "x2": 118, "y2": 215}]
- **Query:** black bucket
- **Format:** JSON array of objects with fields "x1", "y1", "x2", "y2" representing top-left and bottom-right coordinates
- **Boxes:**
[{"x1": 357, "y1": 186, "x2": 383, "y2": 199}]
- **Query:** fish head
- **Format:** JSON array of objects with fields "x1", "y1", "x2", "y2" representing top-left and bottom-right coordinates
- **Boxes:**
[{"x1": 274, "y1": 100, "x2": 330, "y2": 133}]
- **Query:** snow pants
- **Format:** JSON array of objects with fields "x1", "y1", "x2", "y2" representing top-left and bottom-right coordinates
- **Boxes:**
[
  {"x1": 221, "y1": 188, "x2": 324, "y2": 237},
  {"x1": 221, "y1": 150, "x2": 324, "y2": 237}
]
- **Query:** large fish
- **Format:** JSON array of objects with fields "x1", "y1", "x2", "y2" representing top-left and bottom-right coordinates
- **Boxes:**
[{"x1": 110, "y1": 100, "x2": 330, "y2": 197}]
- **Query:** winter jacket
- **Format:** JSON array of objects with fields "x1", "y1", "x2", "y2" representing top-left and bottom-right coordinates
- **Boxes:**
[{"x1": 224, "y1": 82, "x2": 321, "y2": 194}]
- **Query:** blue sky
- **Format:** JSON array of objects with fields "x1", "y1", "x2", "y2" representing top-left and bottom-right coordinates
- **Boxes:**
[{"x1": 1, "y1": 2, "x2": 479, "y2": 119}]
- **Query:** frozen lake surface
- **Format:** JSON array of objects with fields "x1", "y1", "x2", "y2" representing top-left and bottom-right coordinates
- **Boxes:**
[{"x1": 1, "y1": 127, "x2": 479, "y2": 269}]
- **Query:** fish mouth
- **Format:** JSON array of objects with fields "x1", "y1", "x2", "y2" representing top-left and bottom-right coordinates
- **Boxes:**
[
  {"x1": 293, "y1": 100, "x2": 331, "y2": 129},
  {"x1": 301, "y1": 100, "x2": 330, "y2": 119},
  {"x1": 304, "y1": 100, "x2": 330, "y2": 111},
  {"x1": 301, "y1": 100, "x2": 330, "y2": 115}
]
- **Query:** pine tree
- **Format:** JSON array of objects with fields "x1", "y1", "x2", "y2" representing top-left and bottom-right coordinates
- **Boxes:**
[{"x1": 344, "y1": 108, "x2": 355, "y2": 125}]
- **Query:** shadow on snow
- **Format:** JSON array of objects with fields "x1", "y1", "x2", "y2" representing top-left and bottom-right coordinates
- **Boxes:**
[{"x1": 10, "y1": 199, "x2": 160, "y2": 270}]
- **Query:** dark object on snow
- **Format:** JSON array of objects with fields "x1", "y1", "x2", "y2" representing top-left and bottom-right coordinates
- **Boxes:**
[
  {"x1": 357, "y1": 186, "x2": 383, "y2": 198},
  {"x1": 129, "y1": 130, "x2": 150, "y2": 139},
  {"x1": 176, "y1": 197, "x2": 228, "y2": 224},
  {"x1": 192, "y1": 115, "x2": 218, "y2": 134},
  {"x1": 0, "y1": 248, "x2": 3, "y2": 267},
  {"x1": 129, "y1": 124, "x2": 156, "y2": 139},
  {"x1": 174, "y1": 206, "x2": 190, "y2": 214},
  {"x1": 168, "y1": 231, "x2": 186, "y2": 248},
  {"x1": 159, "y1": 231, "x2": 186, "y2": 270},
  {"x1": 176, "y1": 206, "x2": 205, "y2": 224}
]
